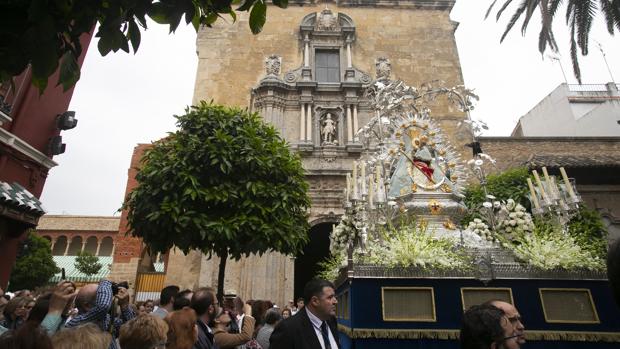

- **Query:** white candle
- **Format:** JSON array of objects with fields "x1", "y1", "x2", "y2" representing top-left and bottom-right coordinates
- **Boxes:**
[
  {"x1": 541, "y1": 167, "x2": 553, "y2": 199},
  {"x1": 527, "y1": 178, "x2": 540, "y2": 209},
  {"x1": 532, "y1": 170, "x2": 548, "y2": 202},
  {"x1": 360, "y1": 161, "x2": 366, "y2": 195},
  {"x1": 352, "y1": 162, "x2": 358, "y2": 200},
  {"x1": 559, "y1": 167, "x2": 577, "y2": 200}
]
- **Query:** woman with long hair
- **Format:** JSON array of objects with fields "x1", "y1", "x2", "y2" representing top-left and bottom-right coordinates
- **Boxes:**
[{"x1": 164, "y1": 308, "x2": 198, "y2": 349}]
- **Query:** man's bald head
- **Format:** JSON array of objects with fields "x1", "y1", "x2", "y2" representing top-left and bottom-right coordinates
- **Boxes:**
[
  {"x1": 75, "y1": 284, "x2": 98, "y2": 313},
  {"x1": 485, "y1": 300, "x2": 525, "y2": 345}
]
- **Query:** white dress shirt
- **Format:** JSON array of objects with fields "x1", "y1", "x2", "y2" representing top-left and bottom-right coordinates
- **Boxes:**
[{"x1": 306, "y1": 308, "x2": 338, "y2": 349}]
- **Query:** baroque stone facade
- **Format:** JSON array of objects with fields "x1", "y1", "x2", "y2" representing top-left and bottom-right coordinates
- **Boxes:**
[
  {"x1": 110, "y1": 1, "x2": 466, "y2": 306},
  {"x1": 184, "y1": 2, "x2": 465, "y2": 306}
]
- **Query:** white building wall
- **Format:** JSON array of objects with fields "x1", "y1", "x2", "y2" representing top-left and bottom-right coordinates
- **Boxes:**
[{"x1": 514, "y1": 83, "x2": 620, "y2": 137}]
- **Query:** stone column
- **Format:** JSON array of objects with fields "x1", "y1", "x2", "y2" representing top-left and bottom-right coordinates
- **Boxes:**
[
  {"x1": 346, "y1": 105, "x2": 353, "y2": 142},
  {"x1": 81, "y1": 239, "x2": 87, "y2": 254},
  {"x1": 95, "y1": 240, "x2": 102, "y2": 256},
  {"x1": 347, "y1": 42, "x2": 352, "y2": 68},
  {"x1": 300, "y1": 104, "x2": 306, "y2": 141},
  {"x1": 63, "y1": 238, "x2": 72, "y2": 256},
  {"x1": 353, "y1": 104, "x2": 359, "y2": 141},
  {"x1": 304, "y1": 35, "x2": 310, "y2": 67},
  {"x1": 50, "y1": 238, "x2": 57, "y2": 252},
  {"x1": 306, "y1": 104, "x2": 312, "y2": 142}
]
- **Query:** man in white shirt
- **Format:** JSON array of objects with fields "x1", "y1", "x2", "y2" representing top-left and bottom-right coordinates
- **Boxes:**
[{"x1": 270, "y1": 279, "x2": 339, "y2": 349}]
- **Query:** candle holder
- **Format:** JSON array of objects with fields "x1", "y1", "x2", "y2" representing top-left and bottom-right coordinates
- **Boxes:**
[{"x1": 527, "y1": 167, "x2": 582, "y2": 234}]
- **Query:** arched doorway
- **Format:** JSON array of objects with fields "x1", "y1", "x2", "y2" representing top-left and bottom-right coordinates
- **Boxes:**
[{"x1": 294, "y1": 222, "x2": 334, "y2": 300}]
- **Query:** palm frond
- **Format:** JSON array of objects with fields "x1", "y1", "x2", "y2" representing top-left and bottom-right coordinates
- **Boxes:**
[
  {"x1": 569, "y1": 15, "x2": 583, "y2": 84},
  {"x1": 501, "y1": 0, "x2": 530, "y2": 42},
  {"x1": 538, "y1": 0, "x2": 558, "y2": 52},
  {"x1": 600, "y1": 0, "x2": 620, "y2": 34},
  {"x1": 521, "y1": 0, "x2": 542, "y2": 35},
  {"x1": 573, "y1": 0, "x2": 596, "y2": 55},
  {"x1": 486, "y1": 0, "x2": 500, "y2": 19},
  {"x1": 496, "y1": 0, "x2": 517, "y2": 21}
]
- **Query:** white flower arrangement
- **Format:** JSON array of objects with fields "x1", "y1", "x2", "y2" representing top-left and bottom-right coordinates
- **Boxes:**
[
  {"x1": 358, "y1": 225, "x2": 470, "y2": 270},
  {"x1": 466, "y1": 218, "x2": 494, "y2": 242},
  {"x1": 494, "y1": 199, "x2": 535, "y2": 241},
  {"x1": 511, "y1": 231, "x2": 604, "y2": 270},
  {"x1": 329, "y1": 214, "x2": 357, "y2": 255}
]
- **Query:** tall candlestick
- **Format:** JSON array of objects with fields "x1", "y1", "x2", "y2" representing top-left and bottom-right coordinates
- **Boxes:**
[
  {"x1": 559, "y1": 167, "x2": 577, "y2": 200},
  {"x1": 352, "y1": 162, "x2": 358, "y2": 200},
  {"x1": 532, "y1": 170, "x2": 548, "y2": 202},
  {"x1": 360, "y1": 161, "x2": 366, "y2": 195},
  {"x1": 527, "y1": 178, "x2": 540, "y2": 209}
]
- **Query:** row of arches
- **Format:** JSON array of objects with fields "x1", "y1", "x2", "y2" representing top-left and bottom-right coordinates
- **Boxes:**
[{"x1": 42, "y1": 235, "x2": 114, "y2": 256}]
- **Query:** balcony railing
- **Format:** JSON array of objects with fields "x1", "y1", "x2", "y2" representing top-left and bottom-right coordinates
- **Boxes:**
[{"x1": 567, "y1": 84, "x2": 609, "y2": 92}]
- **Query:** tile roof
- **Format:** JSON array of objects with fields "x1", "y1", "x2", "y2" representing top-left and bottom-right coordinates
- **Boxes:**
[
  {"x1": 37, "y1": 215, "x2": 120, "y2": 231},
  {"x1": 50, "y1": 256, "x2": 165, "y2": 283},
  {"x1": 526, "y1": 154, "x2": 620, "y2": 168},
  {"x1": 50, "y1": 256, "x2": 112, "y2": 283},
  {"x1": 0, "y1": 181, "x2": 45, "y2": 215}
]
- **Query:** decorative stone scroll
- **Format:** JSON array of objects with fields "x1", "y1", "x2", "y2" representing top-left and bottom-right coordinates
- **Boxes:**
[
  {"x1": 265, "y1": 55, "x2": 282, "y2": 76},
  {"x1": 375, "y1": 57, "x2": 391, "y2": 80},
  {"x1": 317, "y1": 8, "x2": 338, "y2": 31}
]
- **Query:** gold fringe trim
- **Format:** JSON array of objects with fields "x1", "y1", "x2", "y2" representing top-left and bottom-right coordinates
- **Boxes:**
[
  {"x1": 525, "y1": 330, "x2": 620, "y2": 342},
  {"x1": 338, "y1": 325, "x2": 620, "y2": 342},
  {"x1": 338, "y1": 325, "x2": 459, "y2": 340}
]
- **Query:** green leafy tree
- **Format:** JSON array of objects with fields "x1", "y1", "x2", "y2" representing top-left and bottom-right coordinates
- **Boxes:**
[
  {"x1": 487, "y1": 0, "x2": 620, "y2": 83},
  {"x1": 75, "y1": 251, "x2": 103, "y2": 276},
  {"x1": 123, "y1": 102, "x2": 310, "y2": 298},
  {"x1": 8, "y1": 232, "x2": 59, "y2": 291},
  {"x1": 0, "y1": 0, "x2": 288, "y2": 91}
]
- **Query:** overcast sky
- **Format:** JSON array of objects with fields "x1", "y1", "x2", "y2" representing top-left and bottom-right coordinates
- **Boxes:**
[{"x1": 40, "y1": 1, "x2": 620, "y2": 216}]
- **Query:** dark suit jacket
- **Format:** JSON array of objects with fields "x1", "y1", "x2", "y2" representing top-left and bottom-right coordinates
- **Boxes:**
[
  {"x1": 269, "y1": 307, "x2": 340, "y2": 349},
  {"x1": 193, "y1": 319, "x2": 219, "y2": 349}
]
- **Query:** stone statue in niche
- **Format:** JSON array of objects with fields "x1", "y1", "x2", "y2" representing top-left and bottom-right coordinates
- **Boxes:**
[
  {"x1": 321, "y1": 113, "x2": 338, "y2": 145},
  {"x1": 375, "y1": 57, "x2": 391, "y2": 80},
  {"x1": 317, "y1": 8, "x2": 338, "y2": 31},
  {"x1": 265, "y1": 55, "x2": 281, "y2": 76}
]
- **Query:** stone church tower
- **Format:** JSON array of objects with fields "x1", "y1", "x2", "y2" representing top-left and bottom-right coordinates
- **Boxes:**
[{"x1": 114, "y1": 1, "x2": 467, "y2": 307}]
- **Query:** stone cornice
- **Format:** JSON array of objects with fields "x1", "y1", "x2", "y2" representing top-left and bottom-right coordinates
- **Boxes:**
[
  {"x1": 480, "y1": 136, "x2": 620, "y2": 143},
  {"x1": 0, "y1": 128, "x2": 58, "y2": 169},
  {"x1": 335, "y1": 0, "x2": 455, "y2": 10}
]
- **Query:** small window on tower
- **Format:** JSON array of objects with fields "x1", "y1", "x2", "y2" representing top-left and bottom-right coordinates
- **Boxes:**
[{"x1": 315, "y1": 50, "x2": 340, "y2": 83}]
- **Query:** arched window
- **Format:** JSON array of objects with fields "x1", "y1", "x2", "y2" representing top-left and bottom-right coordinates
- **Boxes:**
[
  {"x1": 99, "y1": 236, "x2": 114, "y2": 256},
  {"x1": 52, "y1": 236, "x2": 68, "y2": 256},
  {"x1": 67, "y1": 236, "x2": 83, "y2": 255},
  {"x1": 84, "y1": 236, "x2": 98, "y2": 255}
]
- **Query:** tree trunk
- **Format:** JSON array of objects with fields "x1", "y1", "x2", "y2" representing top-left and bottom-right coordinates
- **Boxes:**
[{"x1": 217, "y1": 248, "x2": 228, "y2": 302}]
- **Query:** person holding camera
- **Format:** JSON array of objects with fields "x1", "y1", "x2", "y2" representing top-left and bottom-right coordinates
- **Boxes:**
[{"x1": 65, "y1": 280, "x2": 136, "y2": 349}]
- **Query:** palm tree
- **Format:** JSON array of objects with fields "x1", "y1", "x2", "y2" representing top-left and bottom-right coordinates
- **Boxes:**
[{"x1": 487, "y1": 0, "x2": 620, "y2": 83}]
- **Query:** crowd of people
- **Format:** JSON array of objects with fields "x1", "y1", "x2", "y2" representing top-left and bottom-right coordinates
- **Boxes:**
[
  {"x1": 0, "y1": 277, "x2": 526, "y2": 349},
  {"x1": 0, "y1": 236, "x2": 619, "y2": 349},
  {"x1": 0, "y1": 279, "x2": 312, "y2": 349}
]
